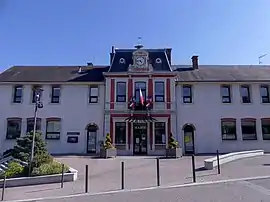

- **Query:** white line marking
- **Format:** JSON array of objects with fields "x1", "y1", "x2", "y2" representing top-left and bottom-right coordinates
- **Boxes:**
[
  {"x1": 5, "y1": 175, "x2": 270, "y2": 202},
  {"x1": 239, "y1": 181, "x2": 270, "y2": 196}
]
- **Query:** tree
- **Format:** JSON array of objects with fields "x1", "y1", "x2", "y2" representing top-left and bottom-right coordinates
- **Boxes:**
[
  {"x1": 103, "y1": 133, "x2": 114, "y2": 149},
  {"x1": 168, "y1": 133, "x2": 179, "y2": 149},
  {"x1": 12, "y1": 131, "x2": 52, "y2": 168}
]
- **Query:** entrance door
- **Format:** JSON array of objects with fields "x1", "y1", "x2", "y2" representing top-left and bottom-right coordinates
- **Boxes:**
[
  {"x1": 133, "y1": 123, "x2": 147, "y2": 155},
  {"x1": 86, "y1": 124, "x2": 98, "y2": 153},
  {"x1": 183, "y1": 125, "x2": 195, "y2": 154}
]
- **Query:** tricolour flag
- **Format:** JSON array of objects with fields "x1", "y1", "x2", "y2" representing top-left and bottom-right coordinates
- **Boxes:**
[{"x1": 139, "y1": 88, "x2": 144, "y2": 105}]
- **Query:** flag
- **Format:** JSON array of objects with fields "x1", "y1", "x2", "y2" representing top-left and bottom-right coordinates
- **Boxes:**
[
  {"x1": 146, "y1": 96, "x2": 153, "y2": 108},
  {"x1": 129, "y1": 96, "x2": 135, "y2": 109},
  {"x1": 139, "y1": 88, "x2": 144, "y2": 105}
]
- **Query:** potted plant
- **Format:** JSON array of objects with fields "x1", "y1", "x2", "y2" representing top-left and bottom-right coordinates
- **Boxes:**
[
  {"x1": 100, "y1": 133, "x2": 117, "y2": 158},
  {"x1": 166, "y1": 133, "x2": 182, "y2": 158}
]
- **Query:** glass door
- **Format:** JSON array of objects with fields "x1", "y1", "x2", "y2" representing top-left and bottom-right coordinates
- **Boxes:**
[
  {"x1": 87, "y1": 131, "x2": 97, "y2": 153},
  {"x1": 133, "y1": 123, "x2": 147, "y2": 155}
]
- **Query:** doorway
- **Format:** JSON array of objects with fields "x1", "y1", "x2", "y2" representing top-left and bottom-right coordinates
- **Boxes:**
[
  {"x1": 133, "y1": 123, "x2": 147, "y2": 155},
  {"x1": 86, "y1": 123, "x2": 98, "y2": 153},
  {"x1": 183, "y1": 124, "x2": 195, "y2": 154}
]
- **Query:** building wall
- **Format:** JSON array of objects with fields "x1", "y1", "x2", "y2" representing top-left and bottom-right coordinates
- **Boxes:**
[
  {"x1": 0, "y1": 83, "x2": 105, "y2": 154},
  {"x1": 176, "y1": 82, "x2": 270, "y2": 153}
]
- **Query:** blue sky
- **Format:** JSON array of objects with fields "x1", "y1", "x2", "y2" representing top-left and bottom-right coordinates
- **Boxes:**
[{"x1": 0, "y1": 0, "x2": 270, "y2": 70}]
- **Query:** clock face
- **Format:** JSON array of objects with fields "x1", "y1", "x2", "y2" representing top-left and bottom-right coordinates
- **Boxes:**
[{"x1": 136, "y1": 57, "x2": 145, "y2": 66}]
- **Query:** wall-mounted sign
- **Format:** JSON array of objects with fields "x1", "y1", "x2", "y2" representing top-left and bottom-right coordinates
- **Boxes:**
[
  {"x1": 67, "y1": 136, "x2": 78, "y2": 143},
  {"x1": 67, "y1": 132, "x2": 80, "y2": 136}
]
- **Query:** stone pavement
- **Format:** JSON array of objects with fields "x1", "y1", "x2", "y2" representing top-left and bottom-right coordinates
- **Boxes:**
[{"x1": 2, "y1": 155, "x2": 270, "y2": 201}]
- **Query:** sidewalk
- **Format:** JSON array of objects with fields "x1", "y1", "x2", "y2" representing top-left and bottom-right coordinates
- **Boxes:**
[{"x1": 2, "y1": 155, "x2": 270, "y2": 201}]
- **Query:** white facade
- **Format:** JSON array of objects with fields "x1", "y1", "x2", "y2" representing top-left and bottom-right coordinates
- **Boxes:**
[
  {"x1": 1, "y1": 77, "x2": 270, "y2": 155},
  {"x1": 176, "y1": 82, "x2": 270, "y2": 154},
  {"x1": 0, "y1": 83, "x2": 105, "y2": 154}
]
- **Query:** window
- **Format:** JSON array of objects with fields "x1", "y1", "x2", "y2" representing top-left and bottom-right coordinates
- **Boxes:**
[
  {"x1": 51, "y1": 86, "x2": 61, "y2": 103},
  {"x1": 46, "y1": 118, "x2": 61, "y2": 139},
  {"x1": 13, "y1": 86, "x2": 23, "y2": 103},
  {"x1": 115, "y1": 122, "x2": 126, "y2": 144},
  {"x1": 26, "y1": 118, "x2": 42, "y2": 133},
  {"x1": 6, "y1": 118, "x2": 22, "y2": 139},
  {"x1": 240, "y1": 85, "x2": 251, "y2": 103},
  {"x1": 116, "y1": 82, "x2": 126, "y2": 102},
  {"x1": 182, "y1": 85, "x2": 192, "y2": 103},
  {"x1": 221, "y1": 85, "x2": 231, "y2": 103},
  {"x1": 155, "y1": 122, "x2": 166, "y2": 144},
  {"x1": 261, "y1": 118, "x2": 270, "y2": 140},
  {"x1": 135, "y1": 82, "x2": 146, "y2": 103},
  {"x1": 89, "y1": 86, "x2": 98, "y2": 103},
  {"x1": 221, "y1": 119, "x2": 237, "y2": 140},
  {"x1": 241, "y1": 118, "x2": 257, "y2": 140},
  {"x1": 155, "y1": 81, "x2": 165, "y2": 102},
  {"x1": 260, "y1": 85, "x2": 270, "y2": 103},
  {"x1": 32, "y1": 85, "x2": 42, "y2": 103}
]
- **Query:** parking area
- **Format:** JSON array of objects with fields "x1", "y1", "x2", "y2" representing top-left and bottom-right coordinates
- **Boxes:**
[{"x1": 2, "y1": 155, "x2": 270, "y2": 201}]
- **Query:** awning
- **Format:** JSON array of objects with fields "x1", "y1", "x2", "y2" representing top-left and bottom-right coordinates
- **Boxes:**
[{"x1": 124, "y1": 116, "x2": 157, "y2": 123}]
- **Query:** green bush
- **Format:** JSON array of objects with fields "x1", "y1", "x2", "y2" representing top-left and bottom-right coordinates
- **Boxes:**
[
  {"x1": 103, "y1": 133, "x2": 115, "y2": 149},
  {"x1": 168, "y1": 133, "x2": 179, "y2": 149},
  {"x1": 12, "y1": 131, "x2": 52, "y2": 169},
  {"x1": 32, "y1": 161, "x2": 69, "y2": 176},
  {"x1": 0, "y1": 162, "x2": 24, "y2": 179}
]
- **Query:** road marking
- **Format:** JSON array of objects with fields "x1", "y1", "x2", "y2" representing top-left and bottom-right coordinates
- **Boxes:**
[
  {"x1": 5, "y1": 175, "x2": 270, "y2": 202},
  {"x1": 239, "y1": 181, "x2": 270, "y2": 196}
]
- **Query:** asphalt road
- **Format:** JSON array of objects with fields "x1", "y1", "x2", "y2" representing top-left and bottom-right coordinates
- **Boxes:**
[{"x1": 16, "y1": 178, "x2": 270, "y2": 202}]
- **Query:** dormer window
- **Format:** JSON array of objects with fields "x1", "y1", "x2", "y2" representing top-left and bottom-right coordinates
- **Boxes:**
[
  {"x1": 155, "y1": 58, "x2": 162, "y2": 64},
  {"x1": 119, "y1": 58, "x2": 125, "y2": 64}
]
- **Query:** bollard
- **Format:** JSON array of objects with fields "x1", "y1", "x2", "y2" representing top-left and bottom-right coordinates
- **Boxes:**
[
  {"x1": 156, "y1": 158, "x2": 160, "y2": 186},
  {"x1": 85, "y1": 165, "x2": 89, "y2": 193},
  {"x1": 121, "y1": 161, "x2": 124, "y2": 189},
  {"x1": 61, "y1": 164, "x2": 64, "y2": 188},
  {"x1": 1, "y1": 174, "x2": 6, "y2": 201},
  {"x1": 191, "y1": 155, "x2": 196, "y2": 183},
  {"x1": 217, "y1": 150, "x2": 221, "y2": 174}
]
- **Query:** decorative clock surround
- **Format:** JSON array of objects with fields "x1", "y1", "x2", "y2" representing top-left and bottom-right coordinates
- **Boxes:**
[{"x1": 128, "y1": 50, "x2": 153, "y2": 72}]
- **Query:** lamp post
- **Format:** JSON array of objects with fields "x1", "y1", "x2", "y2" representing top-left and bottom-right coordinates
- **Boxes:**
[{"x1": 29, "y1": 88, "x2": 43, "y2": 176}]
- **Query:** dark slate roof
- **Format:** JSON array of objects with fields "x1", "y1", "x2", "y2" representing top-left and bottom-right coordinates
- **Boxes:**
[
  {"x1": 174, "y1": 65, "x2": 270, "y2": 82},
  {"x1": 109, "y1": 48, "x2": 172, "y2": 72},
  {"x1": 0, "y1": 66, "x2": 109, "y2": 82}
]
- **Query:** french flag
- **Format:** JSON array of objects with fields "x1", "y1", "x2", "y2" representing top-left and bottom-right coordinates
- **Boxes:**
[{"x1": 139, "y1": 88, "x2": 144, "y2": 105}]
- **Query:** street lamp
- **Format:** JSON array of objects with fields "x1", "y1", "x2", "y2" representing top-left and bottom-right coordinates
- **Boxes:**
[{"x1": 29, "y1": 88, "x2": 43, "y2": 176}]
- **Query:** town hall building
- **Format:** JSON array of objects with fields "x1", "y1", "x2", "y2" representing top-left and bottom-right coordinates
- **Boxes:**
[{"x1": 1, "y1": 44, "x2": 270, "y2": 156}]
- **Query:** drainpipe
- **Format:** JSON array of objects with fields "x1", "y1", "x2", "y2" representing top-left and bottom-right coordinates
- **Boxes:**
[{"x1": 175, "y1": 81, "x2": 180, "y2": 148}]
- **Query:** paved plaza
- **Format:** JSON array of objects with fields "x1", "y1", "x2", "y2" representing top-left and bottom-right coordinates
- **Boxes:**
[{"x1": 2, "y1": 155, "x2": 270, "y2": 201}]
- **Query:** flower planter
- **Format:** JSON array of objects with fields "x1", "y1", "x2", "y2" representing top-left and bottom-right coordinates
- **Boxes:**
[
  {"x1": 100, "y1": 148, "x2": 117, "y2": 159},
  {"x1": 166, "y1": 147, "x2": 182, "y2": 158}
]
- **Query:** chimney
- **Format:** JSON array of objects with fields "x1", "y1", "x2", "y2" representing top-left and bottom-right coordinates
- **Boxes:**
[
  {"x1": 191, "y1": 56, "x2": 199, "y2": 69},
  {"x1": 78, "y1": 66, "x2": 82, "y2": 73}
]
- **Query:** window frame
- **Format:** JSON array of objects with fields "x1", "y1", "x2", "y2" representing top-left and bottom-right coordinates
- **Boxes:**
[
  {"x1": 46, "y1": 118, "x2": 61, "y2": 140},
  {"x1": 240, "y1": 85, "x2": 251, "y2": 103},
  {"x1": 51, "y1": 85, "x2": 61, "y2": 104},
  {"x1": 261, "y1": 118, "x2": 270, "y2": 140},
  {"x1": 89, "y1": 86, "x2": 99, "y2": 103},
  {"x1": 241, "y1": 118, "x2": 257, "y2": 140},
  {"x1": 6, "y1": 118, "x2": 22, "y2": 140},
  {"x1": 221, "y1": 119, "x2": 237, "y2": 140},
  {"x1": 115, "y1": 122, "x2": 126, "y2": 144},
  {"x1": 182, "y1": 84, "x2": 193, "y2": 103},
  {"x1": 154, "y1": 122, "x2": 166, "y2": 145},
  {"x1": 260, "y1": 85, "x2": 270, "y2": 103},
  {"x1": 116, "y1": 82, "x2": 126, "y2": 102},
  {"x1": 31, "y1": 85, "x2": 43, "y2": 104},
  {"x1": 221, "y1": 85, "x2": 231, "y2": 103},
  {"x1": 134, "y1": 82, "x2": 147, "y2": 103},
  {"x1": 26, "y1": 117, "x2": 42, "y2": 133},
  {"x1": 154, "y1": 81, "x2": 165, "y2": 102},
  {"x1": 13, "y1": 85, "x2": 23, "y2": 103}
]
